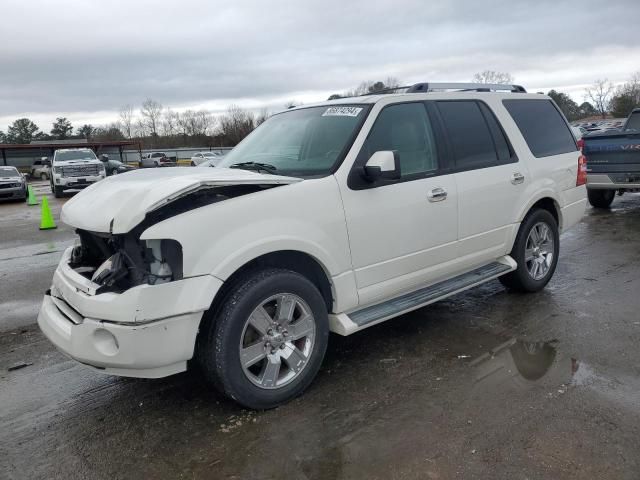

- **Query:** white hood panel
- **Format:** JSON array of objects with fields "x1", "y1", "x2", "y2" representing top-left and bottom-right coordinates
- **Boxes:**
[{"x1": 61, "y1": 167, "x2": 301, "y2": 233}]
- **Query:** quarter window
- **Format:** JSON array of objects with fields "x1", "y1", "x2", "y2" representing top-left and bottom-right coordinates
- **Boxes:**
[
  {"x1": 436, "y1": 101, "x2": 503, "y2": 169},
  {"x1": 362, "y1": 102, "x2": 438, "y2": 178},
  {"x1": 503, "y1": 99, "x2": 577, "y2": 157}
]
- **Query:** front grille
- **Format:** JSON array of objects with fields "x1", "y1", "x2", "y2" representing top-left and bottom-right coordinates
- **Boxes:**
[
  {"x1": 61, "y1": 164, "x2": 101, "y2": 177},
  {"x1": 0, "y1": 182, "x2": 20, "y2": 189}
]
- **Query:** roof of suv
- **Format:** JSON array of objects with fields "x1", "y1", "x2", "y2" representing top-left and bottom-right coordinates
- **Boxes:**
[{"x1": 291, "y1": 82, "x2": 547, "y2": 109}]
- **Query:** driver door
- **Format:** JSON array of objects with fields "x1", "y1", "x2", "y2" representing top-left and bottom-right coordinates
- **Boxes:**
[{"x1": 338, "y1": 102, "x2": 458, "y2": 306}]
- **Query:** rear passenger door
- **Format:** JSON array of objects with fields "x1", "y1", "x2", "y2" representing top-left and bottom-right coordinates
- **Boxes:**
[{"x1": 434, "y1": 100, "x2": 525, "y2": 268}]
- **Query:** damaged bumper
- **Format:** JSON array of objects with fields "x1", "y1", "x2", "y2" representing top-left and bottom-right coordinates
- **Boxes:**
[{"x1": 37, "y1": 247, "x2": 222, "y2": 378}]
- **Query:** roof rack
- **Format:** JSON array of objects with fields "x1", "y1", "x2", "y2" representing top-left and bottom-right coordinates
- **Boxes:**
[{"x1": 364, "y1": 82, "x2": 526, "y2": 96}]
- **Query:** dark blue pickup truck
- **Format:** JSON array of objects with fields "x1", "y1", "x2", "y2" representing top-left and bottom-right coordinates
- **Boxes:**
[{"x1": 583, "y1": 108, "x2": 640, "y2": 208}]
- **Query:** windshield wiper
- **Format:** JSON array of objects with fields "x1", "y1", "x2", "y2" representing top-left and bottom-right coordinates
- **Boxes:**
[{"x1": 228, "y1": 162, "x2": 278, "y2": 174}]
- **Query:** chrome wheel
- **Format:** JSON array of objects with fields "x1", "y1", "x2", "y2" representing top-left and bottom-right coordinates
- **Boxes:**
[
  {"x1": 239, "y1": 293, "x2": 316, "y2": 389},
  {"x1": 525, "y1": 222, "x2": 555, "y2": 280}
]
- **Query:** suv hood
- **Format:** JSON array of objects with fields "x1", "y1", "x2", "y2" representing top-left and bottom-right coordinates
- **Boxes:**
[
  {"x1": 61, "y1": 167, "x2": 301, "y2": 233},
  {"x1": 54, "y1": 159, "x2": 102, "y2": 166}
]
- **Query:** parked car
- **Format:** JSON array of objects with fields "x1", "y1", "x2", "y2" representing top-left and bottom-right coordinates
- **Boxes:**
[
  {"x1": 31, "y1": 157, "x2": 51, "y2": 180},
  {"x1": 582, "y1": 108, "x2": 640, "y2": 208},
  {"x1": 99, "y1": 155, "x2": 135, "y2": 176},
  {"x1": 191, "y1": 151, "x2": 223, "y2": 166},
  {"x1": 140, "y1": 152, "x2": 177, "y2": 168},
  {"x1": 50, "y1": 148, "x2": 106, "y2": 198},
  {"x1": 0, "y1": 166, "x2": 27, "y2": 201},
  {"x1": 38, "y1": 82, "x2": 587, "y2": 409}
]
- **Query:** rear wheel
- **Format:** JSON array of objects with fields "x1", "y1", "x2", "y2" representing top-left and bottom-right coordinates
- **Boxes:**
[
  {"x1": 500, "y1": 209, "x2": 559, "y2": 293},
  {"x1": 587, "y1": 189, "x2": 615, "y2": 209},
  {"x1": 197, "y1": 268, "x2": 329, "y2": 409},
  {"x1": 40, "y1": 173, "x2": 48, "y2": 181}
]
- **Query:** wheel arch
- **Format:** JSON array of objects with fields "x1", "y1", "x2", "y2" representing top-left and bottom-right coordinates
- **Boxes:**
[
  {"x1": 198, "y1": 250, "x2": 335, "y2": 339},
  {"x1": 517, "y1": 194, "x2": 562, "y2": 230}
]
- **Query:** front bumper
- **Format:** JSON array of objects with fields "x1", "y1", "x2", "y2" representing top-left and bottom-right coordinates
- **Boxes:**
[
  {"x1": 0, "y1": 185, "x2": 26, "y2": 200},
  {"x1": 37, "y1": 247, "x2": 223, "y2": 378},
  {"x1": 55, "y1": 174, "x2": 104, "y2": 188}
]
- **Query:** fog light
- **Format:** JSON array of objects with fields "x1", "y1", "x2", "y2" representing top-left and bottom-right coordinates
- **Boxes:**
[{"x1": 93, "y1": 328, "x2": 119, "y2": 356}]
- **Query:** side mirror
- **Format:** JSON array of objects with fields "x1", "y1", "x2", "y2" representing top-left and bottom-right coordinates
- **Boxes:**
[
  {"x1": 363, "y1": 151, "x2": 401, "y2": 182},
  {"x1": 100, "y1": 154, "x2": 109, "y2": 162}
]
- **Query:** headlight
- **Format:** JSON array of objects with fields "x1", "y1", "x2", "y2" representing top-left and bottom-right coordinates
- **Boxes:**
[{"x1": 54, "y1": 166, "x2": 62, "y2": 174}]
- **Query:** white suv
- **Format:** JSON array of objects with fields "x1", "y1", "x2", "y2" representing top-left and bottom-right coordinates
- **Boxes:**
[
  {"x1": 50, "y1": 148, "x2": 106, "y2": 197},
  {"x1": 38, "y1": 83, "x2": 587, "y2": 408}
]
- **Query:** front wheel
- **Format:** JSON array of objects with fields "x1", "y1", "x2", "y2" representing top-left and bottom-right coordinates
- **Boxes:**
[
  {"x1": 587, "y1": 189, "x2": 615, "y2": 209},
  {"x1": 197, "y1": 268, "x2": 329, "y2": 409},
  {"x1": 500, "y1": 209, "x2": 559, "y2": 293},
  {"x1": 53, "y1": 185, "x2": 64, "y2": 198}
]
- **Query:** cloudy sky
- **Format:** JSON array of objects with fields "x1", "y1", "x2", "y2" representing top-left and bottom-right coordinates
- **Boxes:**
[{"x1": 1, "y1": 0, "x2": 638, "y2": 132}]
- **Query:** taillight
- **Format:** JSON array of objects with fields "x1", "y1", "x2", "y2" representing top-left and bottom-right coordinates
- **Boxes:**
[
  {"x1": 577, "y1": 154, "x2": 587, "y2": 186},
  {"x1": 577, "y1": 138, "x2": 584, "y2": 151}
]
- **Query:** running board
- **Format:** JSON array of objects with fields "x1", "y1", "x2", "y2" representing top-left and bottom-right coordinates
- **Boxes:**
[{"x1": 329, "y1": 256, "x2": 516, "y2": 336}]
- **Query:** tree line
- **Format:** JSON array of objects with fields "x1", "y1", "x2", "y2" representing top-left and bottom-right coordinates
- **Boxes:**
[{"x1": 1, "y1": 71, "x2": 639, "y2": 148}]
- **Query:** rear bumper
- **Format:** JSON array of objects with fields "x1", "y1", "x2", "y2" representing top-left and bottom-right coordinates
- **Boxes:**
[
  {"x1": 561, "y1": 194, "x2": 587, "y2": 232},
  {"x1": 37, "y1": 247, "x2": 223, "y2": 378},
  {"x1": 587, "y1": 173, "x2": 640, "y2": 190}
]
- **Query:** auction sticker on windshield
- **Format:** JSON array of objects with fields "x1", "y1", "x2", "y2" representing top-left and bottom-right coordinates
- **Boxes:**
[{"x1": 322, "y1": 106, "x2": 363, "y2": 117}]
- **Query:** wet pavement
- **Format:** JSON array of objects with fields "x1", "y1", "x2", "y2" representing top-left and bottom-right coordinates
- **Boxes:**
[{"x1": 1, "y1": 190, "x2": 640, "y2": 479}]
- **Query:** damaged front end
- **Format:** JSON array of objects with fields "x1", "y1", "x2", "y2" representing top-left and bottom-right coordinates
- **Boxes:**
[
  {"x1": 68, "y1": 183, "x2": 276, "y2": 293},
  {"x1": 70, "y1": 230, "x2": 183, "y2": 293}
]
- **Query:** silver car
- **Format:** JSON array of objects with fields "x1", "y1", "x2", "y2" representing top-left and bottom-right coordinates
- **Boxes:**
[{"x1": 0, "y1": 166, "x2": 27, "y2": 201}]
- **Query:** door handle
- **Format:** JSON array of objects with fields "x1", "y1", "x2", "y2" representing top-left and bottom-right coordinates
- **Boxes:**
[
  {"x1": 511, "y1": 172, "x2": 525, "y2": 185},
  {"x1": 427, "y1": 187, "x2": 447, "y2": 202}
]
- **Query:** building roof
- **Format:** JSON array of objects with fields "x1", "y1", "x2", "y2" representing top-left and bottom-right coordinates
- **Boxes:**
[{"x1": 0, "y1": 140, "x2": 139, "y2": 150}]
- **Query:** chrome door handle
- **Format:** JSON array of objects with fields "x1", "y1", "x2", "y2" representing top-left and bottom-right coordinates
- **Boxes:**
[
  {"x1": 511, "y1": 172, "x2": 525, "y2": 185},
  {"x1": 427, "y1": 187, "x2": 447, "y2": 202}
]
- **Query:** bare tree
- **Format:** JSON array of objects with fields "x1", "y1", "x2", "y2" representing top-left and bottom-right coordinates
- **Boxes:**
[
  {"x1": 140, "y1": 98, "x2": 163, "y2": 136},
  {"x1": 218, "y1": 105, "x2": 256, "y2": 145},
  {"x1": 585, "y1": 79, "x2": 614, "y2": 119},
  {"x1": 255, "y1": 108, "x2": 270, "y2": 126},
  {"x1": 119, "y1": 104, "x2": 134, "y2": 138},
  {"x1": 134, "y1": 118, "x2": 148, "y2": 138},
  {"x1": 473, "y1": 70, "x2": 514, "y2": 84},
  {"x1": 161, "y1": 108, "x2": 179, "y2": 137}
]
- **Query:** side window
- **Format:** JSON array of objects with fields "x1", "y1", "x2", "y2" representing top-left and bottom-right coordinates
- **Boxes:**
[
  {"x1": 503, "y1": 99, "x2": 577, "y2": 157},
  {"x1": 436, "y1": 101, "x2": 501, "y2": 170},
  {"x1": 362, "y1": 102, "x2": 438, "y2": 178}
]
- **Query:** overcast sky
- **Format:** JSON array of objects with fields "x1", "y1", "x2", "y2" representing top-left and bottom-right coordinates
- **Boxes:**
[{"x1": 1, "y1": 0, "x2": 639, "y2": 131}]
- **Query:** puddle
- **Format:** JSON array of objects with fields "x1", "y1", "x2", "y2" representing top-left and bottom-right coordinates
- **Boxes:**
[{"x1": 470, "y1": 338, "x2": 576, "y2": 394}]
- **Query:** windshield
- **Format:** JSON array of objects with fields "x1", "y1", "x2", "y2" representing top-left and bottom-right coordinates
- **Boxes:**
[
  {"x1": 216, "y1": 105, "x2": 368, "y2": 177},
  {"x1": 55, "y1": 150, "x2": 97, "y2": 162},
  {"x1": 0, "y1": 167, "x2": 20, "y2": 178}
]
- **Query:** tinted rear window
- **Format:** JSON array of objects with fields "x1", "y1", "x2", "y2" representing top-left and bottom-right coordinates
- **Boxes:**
[
  {"x1": 436, "y1": 101, "x2": 500, "y2": 169},
  {"x1": 503, "y1": 99, "x2": 576, "y2": 157}
]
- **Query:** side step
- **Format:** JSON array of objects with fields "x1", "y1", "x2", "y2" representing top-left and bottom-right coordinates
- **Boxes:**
[{"x1": 329, "y1": 257, "x2": 516, "y2": 336}]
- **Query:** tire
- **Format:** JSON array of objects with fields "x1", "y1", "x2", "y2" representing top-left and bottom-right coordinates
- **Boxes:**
[
  {"x1": 500, "y1": 209, "x2": 559, "y2": 293},
  {"x1": 197, "y1": 268, "x2": 329, "y2": 409},
  {"x1": 587, "y1": 189, "x2": 615, "y2": 209},
  {"x1": 40, "y1": 173, "x2": 48, "y2": 181},
  {"x1": 154, "y1": 161, "x2": 159, "y2": 167},
  {"x1": 53, "y1": 185, "x2": 64, "y2": 198}
]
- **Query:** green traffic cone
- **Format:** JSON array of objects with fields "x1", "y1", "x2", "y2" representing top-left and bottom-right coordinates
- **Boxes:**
[
  {"x1": 26, "y1": 184, "x2": 39, "y2": 206},
  {"x1": 39, "y1": 195, "x2": 57, "y2": 230}
]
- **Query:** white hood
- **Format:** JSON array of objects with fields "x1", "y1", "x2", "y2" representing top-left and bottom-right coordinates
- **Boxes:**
[{"x1": 61, "y1": 167, "x2": 301, "y2": 233}]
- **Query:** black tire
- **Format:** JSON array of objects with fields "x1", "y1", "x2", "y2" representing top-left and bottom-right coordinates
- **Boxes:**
[
  {"x1": 53, "y1": 185, "x2": 64, "y2": 198},
  {"x1": 197, "y1": 268, "x2": 329, "y2": 409},
  {"x1": 40, "y1": 173, "x2": 48, "y2": 181},
  {"x1": 587, "y1": 189, "x2": 615, "y2": 209},
  {"x1": 500, "y1": 209, "x2": 559, "y2": 293}
]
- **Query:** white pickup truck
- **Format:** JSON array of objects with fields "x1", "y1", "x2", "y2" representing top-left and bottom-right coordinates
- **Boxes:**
[
  {"x1": 38, "y1": 83, "x2": 587, "y2": 409},
  {"x1": 50, "y1": 148, "x2": 106, "y2": 197}
]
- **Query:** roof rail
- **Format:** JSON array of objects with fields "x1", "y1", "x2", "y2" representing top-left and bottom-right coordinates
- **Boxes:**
[{"x1": 405, "y1": 82, "x2": 526, "y2": 93}]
